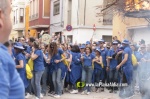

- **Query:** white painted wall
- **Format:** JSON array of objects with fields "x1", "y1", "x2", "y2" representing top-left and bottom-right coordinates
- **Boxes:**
[
  {"x1": 50, "y1": 0, "x2": 64, "y2": 34},
  {"x1": 132, "y1": 27, "x2": 150, "y2": 44},
  {"x1": 50, "y1": 0, "x2": 112, "y2": 43},
  {"x1": 12, "y1": 0, "x2": 25, "y2": 31},
  {"x1": 63, "y1": 26, "x2": 112, "y2": 44}
]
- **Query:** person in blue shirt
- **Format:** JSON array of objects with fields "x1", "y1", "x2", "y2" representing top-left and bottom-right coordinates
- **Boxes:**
[
  {"x1": 69, "y1": 45, "x2": 82, "y2": 94},
  {"x1": 25, "y1": 37, "x2": 35, "y2": 98},
  {"x1": 48, "y1": 42, "x2": 67, "y2": 98},
  {"x1": 80, "y1": 44, "x2": 86, "y2": 55},
  {"x1": 81, "y1": 46, "x2": 95, "y2": 95},
  {"x1": 61, "y1": 43, "x2": 72, "y2": 93},
  {"x1": 98, "y1": 39, "x2": 108, "y2": 91},
  {"x1": 60, "y1": 43, "x2": 71, "y2": 94},
  {"x1": 92, "y1": 48, "x2": 103, "y2": 93},
  {"x1": 91, "y1": 42, "x2": 97, "y2": 56},
  {"x1": 31, "y1": 41, "x2": 45, "y2": 99},
  {"x1": 116, "y1": 39, "x2": 134, "y2": 98},
  {"x1": 130, "y1": 44, "x2": 141, "y2": 92},
  {"x1": 14, "y1": 42, "x2": 29, "y2": 89},
  {"x1": 138, "y1": 44, "x2": 150, "y2": 99},
  {"x1": 41, "y1": 44, "x2": 49, "y2": 96},
  {"x1": 107, "y1": 41, "x2": 119, "y2": 93},
  {"x1": 0, "y1": 0, "x2": 25, "y2": 98},
  {"x1": 4, "y1": 40, "x2": 14, "y2": 58}
]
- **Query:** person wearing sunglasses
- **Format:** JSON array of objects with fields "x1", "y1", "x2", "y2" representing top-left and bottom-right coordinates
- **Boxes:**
[
  {"x1": 116, "y1": 39, "x2": 134, "y2": 98},
  {"x1": 107, "y1": 41, "x2": 119, "y2": 93},
  {"x1": 31, "y1": 41, "x2": 45, "y2": 99},
  {"x1": 98, "y1": 39, "x2": 109, "y2": 91},
  {"x1": 48, "y1": 42, "x2": 67, "y2": 98}
]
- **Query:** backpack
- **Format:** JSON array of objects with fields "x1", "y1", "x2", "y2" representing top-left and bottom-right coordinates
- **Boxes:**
[
  {"x1": 28, "y1": 58, "x2": 33, "y2": 71},
  {"x1": 132, "y1": 54, "x2": 138, "y2": 66},
  {"x1": 26, "y1": 64, "x2": 33, "y2": 79}
]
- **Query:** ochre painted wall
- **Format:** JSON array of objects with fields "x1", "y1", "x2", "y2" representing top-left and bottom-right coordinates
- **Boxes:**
[
  {"x1": 25, "y1": 5, "x2": 37, "y2": 38},
  {"x1": 113, "y1": 15, "x2": 148, "y2": 41}
]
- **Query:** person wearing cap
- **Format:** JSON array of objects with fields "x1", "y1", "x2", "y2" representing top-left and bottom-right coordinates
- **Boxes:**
[
  {"x1": 139, "y1": 44, "x2": 149, "y2": 60},
  {"x1": 91, "y1": 42, "x2": 97, "y2": 56},
  {"x1": 86, "y1": 41, "x2": 91, "y2": 47},
  {"x1": 107, "y1": 41, "x2": 119, "y2": 93},
  {"x1": 138, "y1": 44, "x2": 150, "y2": 98},
  {"x1": 98, "y1": 39, "x2": 109, "y2": 91},
  {"x1": 130, "y1": 44, "x2": 141, "y2": 92},
  {"x1": 80, "y1": 44, "x2": 86, "y2": 55},
  {"x1": 14, "y1": 42, "x2": 29, "y2": 90},
  {"x1": 92, "y1": 48, "x2": 103, "y2": 93},
  {"x1": 116, "y1": 39, "x2": 134, "y2": 98}
]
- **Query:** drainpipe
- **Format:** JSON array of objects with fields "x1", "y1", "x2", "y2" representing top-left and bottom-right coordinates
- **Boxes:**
[
  {"x1": 84, "y1": 0, "x2": 86, "y2": 25},
  {"x1": 60, "y1": 0, "x2": 64, "y2": 43}
]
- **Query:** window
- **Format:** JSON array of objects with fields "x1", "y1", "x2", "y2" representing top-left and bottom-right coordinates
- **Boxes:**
[
  {"x1": 33, "y1": 0, "x2": 35, "y2": 15},
  {"x1": 16, "y1": 9, "x2": 18, "y2": 24},
  {"x1": 30, "y1": 0, "x2": 39, "y2": 20},
  {"x1": 53, "y1": 1, "x2": 60, "y2": 16},
  {"x1": 30, "y1": 1, "x2": 32, "y2": 17},
  {"x1": 103, "y1": 0, "x2": 113, "y2": 25},
  {"x1": 20, "y1": 8, "x2": 24, "y2": 23},
  {"x1": 43, "y1": 0, "x2": 50, "y2": 17},
  {"x1": 102, "y1": 36, "x2": 112, "y2": 42},
  {"x1": 14, "y1": 11, "x2": 15, "y2": 24},
  {"x1": 67, "y1": 35, "x2": 73, "y2": 43},
  {"x1": 67, "y1": 0, "x2": 72, "y2": 25}
]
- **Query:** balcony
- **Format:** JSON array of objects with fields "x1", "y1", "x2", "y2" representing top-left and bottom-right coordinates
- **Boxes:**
[
  {"x1": 29, "y1": 13, "x2": 39, "y2": 21},
  {"x1": 13, "y1": 21, "x2": 25, "y2": 31}
]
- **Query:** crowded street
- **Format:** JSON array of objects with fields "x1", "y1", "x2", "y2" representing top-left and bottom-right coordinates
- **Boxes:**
[{"x1": 1, "y1": 0, "x2": 150, "y2": 99}]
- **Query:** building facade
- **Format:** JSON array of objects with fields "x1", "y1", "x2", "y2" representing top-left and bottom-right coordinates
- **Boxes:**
[
  {"x1": 50, "y1": 0, "x2": 64, "y2": 38},
  {"x1": 50, "y1": 0, "x2": 113, "y2": 44},
  {"x1": 112, "y1": 0, "x2": 150, "y2": 44},
  {"x1": 11, "y1": 0, "x2": 26, "y2": 40},
  {"x1": 113, "y1": 13, "x2": 150, "y2": 44},
  {"x1": 29, "y1": 0, "x2": 50, "y2": 38},
  {"x1": 25, "y1": 0, "x2": 37, "y2": 38}
]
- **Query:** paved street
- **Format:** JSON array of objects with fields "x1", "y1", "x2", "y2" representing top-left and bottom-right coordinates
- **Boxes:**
[{"x1": 28, "y1": 89, "x2": 141, "y2": 99}]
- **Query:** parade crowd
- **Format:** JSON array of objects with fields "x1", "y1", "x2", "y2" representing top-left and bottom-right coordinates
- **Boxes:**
[
  {"x1": 4, "y1": 36, "x2": 150, "y2": 99},
  {"x1": 1, "y1": 0, "x2": 150, "y2": 99}
]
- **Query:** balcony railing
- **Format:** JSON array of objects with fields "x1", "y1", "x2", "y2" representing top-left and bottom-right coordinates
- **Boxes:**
[
  {"x1": 103, "y1": 18, "x2": 112, "y2": 25},
  {"x1": 29, "y1": 13, "x2": 39, "y2": 21}
]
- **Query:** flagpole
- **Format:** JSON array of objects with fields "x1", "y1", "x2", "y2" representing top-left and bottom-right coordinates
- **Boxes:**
[{"x1": 92, "y1": 24, "x2": 96, "y2": 41}]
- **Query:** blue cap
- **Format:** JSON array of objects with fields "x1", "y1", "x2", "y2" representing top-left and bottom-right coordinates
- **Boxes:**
[
  {"x1": 112, "y1": 41, "x2": 118, "y2": 44},
  {"x1": 118, "y1": 45, "x2": 124, "y2": 51},
  {"x1": 80, "y1": 44, "x2": 86, "y2": 49},
  {"x1": 86, "y1": 41, "x2": 90, "y2": 45},
  {"x1": 95, "y1": 48, "x2": 101, "y2": 53},
  {"x1": 122, "y1": 39, "x2": 130, "y2": 45},
  {"x1": 98, "y1": 39, "x2": 105, "y2": 43},
  {"x1": 14, "y1": 42, "x2": 24, "y2": 50}
]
